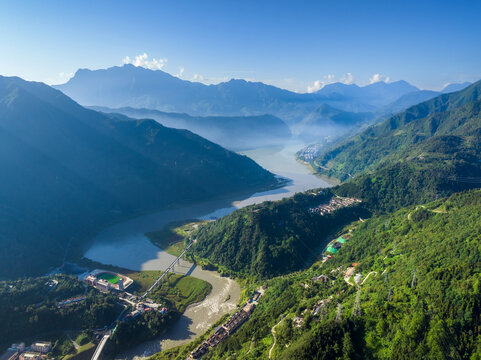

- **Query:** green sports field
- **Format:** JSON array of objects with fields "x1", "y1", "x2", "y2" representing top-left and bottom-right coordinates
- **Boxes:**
[{"x1": 97, "y1": 272, "x2": 121, "y2": 284}]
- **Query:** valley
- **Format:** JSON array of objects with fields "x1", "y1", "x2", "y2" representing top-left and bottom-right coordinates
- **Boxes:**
[
  {"x1": 82, "y1": 144, "x2": 330, "y2": 358},
  {"x1": 2, "y1": 5, "x2": 481, "y2": 358}
]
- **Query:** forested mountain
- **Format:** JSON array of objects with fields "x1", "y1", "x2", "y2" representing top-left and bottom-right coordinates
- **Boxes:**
[
  {"x1": 190, "y1": 82, "x2": 481, "y2": 282},
  {"x1": 54, "y1": 65, "x2": 420, "y2": 124},
  {"x1": 90, "y1": 106, "x2": 292, "y2": 150},
  {"x1": 172, "y1": 190, "x2": 481, "y2": 360},
  {"x1": 193, "y1": 191, "x2": 367, "y2": 279},
  {"x1": 310, "y1": 80, "x2": 481, "y2": 181},
  {"x1": 0, "y1": 76, "x2": 277, "y2": 279}
]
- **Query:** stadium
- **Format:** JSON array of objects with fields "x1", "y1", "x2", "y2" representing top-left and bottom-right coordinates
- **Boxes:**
[{"x1": 84, "y1": 269, "x2": 133, "y2": 291}]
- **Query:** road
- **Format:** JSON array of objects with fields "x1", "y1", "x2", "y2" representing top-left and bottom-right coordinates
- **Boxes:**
[{"x1": 269, "y1": 317, "x2": 284, "y2": 359}]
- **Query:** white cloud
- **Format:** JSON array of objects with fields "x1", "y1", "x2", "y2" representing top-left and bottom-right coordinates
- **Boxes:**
[
  {"x1": 193, "y1": 74, "x2": 205, "y2": 82},
  {"x1": 369, "y1": 73, "x2": 390, "y2": 84},
  {"x1": 340, "y1": 72, "x2": 355, "y2": 84},
  {"x1": 58, "y1": 71, "x2": 74, "y2": 82},
  {"x1": 122, "y1": 53, "x2": 167, "y2": 70},
  {"x1": 307, "y1": 80, "x2": 323, "y2": 93},
  {"x1": 307, "y1": 74, "x2": 337, "y2": 93},
  {"x1": 174, "y1": 66, "x2": 185, "y2": 78}
]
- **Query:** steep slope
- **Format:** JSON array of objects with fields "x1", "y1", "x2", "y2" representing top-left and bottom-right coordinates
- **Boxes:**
[
  {"x1": 311, "y1": 80, "x2": 481, "y2": 181},
  {"x1": 0, "y1": 76, "x2": 277, "y2": 279},
  {"x1": 192, "y1": 191, "x2": 367, "y2": 279},
  {"x1": 180, "y1": 190, "x2": 481, "y2": 360},
  {"x1": 90, "y1": 106, "x2": 292, "y2": 150}
]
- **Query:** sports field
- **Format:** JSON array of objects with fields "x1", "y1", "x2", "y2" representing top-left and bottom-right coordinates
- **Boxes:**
[{"x1": 97, "y1": 272, "x2": 121, "y2": 284}]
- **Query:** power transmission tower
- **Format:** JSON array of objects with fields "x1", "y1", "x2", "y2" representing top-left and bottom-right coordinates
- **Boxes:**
[
  {"x1": 352, "y1": 289, "x2": 362, "y2": 317},
  {"x1": 336, "y1": 303, "x2": 343, "y2": 322}
]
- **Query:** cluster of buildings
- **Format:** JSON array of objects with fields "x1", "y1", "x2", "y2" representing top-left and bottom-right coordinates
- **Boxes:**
[
  {"x1": 311, "y1": 296, "x2": 333, "y2": 316},
  {"x1": 296, "y1": 143, "x2": 325, "y2": 162},
  {"x1": 344, "y1": 263, "x2": 361, "y2": 285},
  {"x1": 1, "y1": 342, "x2": 52, "y2": 360},
  {"x1": 190, "y1": 289, "x2": 264, "y2": 359},
  {"x1": 309, "y1": 196, "x2": 361, "y2": 216},
  {"x1": 311, "y1": 274, "x2": 330, "y2": 283},
  {"x1": 292, "y1": 295, "x2": 334, "y2": 329},
  {"x1": 83, "y1": 269, "x2": 133, "y2": 293},
  {"x1": 127, "y1": 299, "x2": 167, "y2": 319},
  {"x1": 85, "y1": 275, "x2": 122, "y2": 292}
]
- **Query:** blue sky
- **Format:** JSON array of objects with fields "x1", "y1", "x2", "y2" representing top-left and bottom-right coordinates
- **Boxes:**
[{"x1": 1, "y1": 0, "x2": 480, "y2": 92}]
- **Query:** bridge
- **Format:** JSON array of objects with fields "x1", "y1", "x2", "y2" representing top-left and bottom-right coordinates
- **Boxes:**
[
  {"x1": 141, "y1": 240, "x2": 195, "y2": 299},
  {"x1": 91, "y1": 334, "x2": 110, "y2": 360}
]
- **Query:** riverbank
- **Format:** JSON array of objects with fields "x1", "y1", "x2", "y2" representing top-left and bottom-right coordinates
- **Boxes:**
[{"x1": 83, "y1": 144, "x2": 331, "y2": 359}]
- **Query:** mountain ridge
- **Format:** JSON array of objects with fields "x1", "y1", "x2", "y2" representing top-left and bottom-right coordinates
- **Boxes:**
[
  {"x1": 0, "y1": 75, "x2": 277, "y2": 279},
  {"x1": 54, "y1": 65, "x2": 422, "y2": 123}
]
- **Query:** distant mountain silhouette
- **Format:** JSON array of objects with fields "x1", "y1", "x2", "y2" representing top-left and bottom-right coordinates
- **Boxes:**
[
  {"x1": 55, "y1": 65, "x2": 421, "y2": 125},
  {"x1": 90, "y1": 106, "x2": 292, "y2": 150},
  {"x1": 442, "y1": 81, "x2": 472, "y2": 93},
  {"x1": 382, "y1": 90, "x2": 441, "y2": 115}
]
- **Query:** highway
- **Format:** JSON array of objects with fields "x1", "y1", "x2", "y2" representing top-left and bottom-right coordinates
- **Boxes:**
[{"x1": 141, "y1": 240, "x2": 195, "y2": 299}]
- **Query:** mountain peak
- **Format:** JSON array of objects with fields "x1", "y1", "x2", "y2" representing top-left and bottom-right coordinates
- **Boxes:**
[{"x1": 441, "y1": 81, "x2": 472, "y2": 93}]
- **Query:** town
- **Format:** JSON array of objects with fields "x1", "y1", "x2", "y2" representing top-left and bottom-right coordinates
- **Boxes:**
[
  {"x1": 189, "y1": 288, "x2": 264, "y2": 359},
  {"x1": 1, "y1": 342, "x2": 52, "y2": 360},
  {"x1": 308, "y1": 196, "x2": 361, "y2": 216},
  {"x1": 82, "y1": 270, "x2": 167, "y2": 319}
]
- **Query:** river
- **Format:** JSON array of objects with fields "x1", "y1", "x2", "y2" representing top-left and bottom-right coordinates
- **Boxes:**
[{"x1": 84, "y1": 144, "x2": 330, "y2": 359}]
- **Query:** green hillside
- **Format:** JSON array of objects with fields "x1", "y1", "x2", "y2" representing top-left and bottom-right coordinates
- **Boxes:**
[
  {"x1": 0, "y1": 76, "x2": 277, "y2": 279},
  {"x1": 167, "y1": 190, "x2": 481, "y2": 360},
  {"x1": 192, "y1": 191, "x2": 367, "y2": 279},
  {"x1": 312, "y1": 81, "x2": 481, "y2": 181}
]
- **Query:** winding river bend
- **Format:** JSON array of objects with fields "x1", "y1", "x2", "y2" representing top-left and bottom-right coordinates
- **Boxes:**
[{"x1": 84, "y1": 145, "x2": 330, "y2": 359}]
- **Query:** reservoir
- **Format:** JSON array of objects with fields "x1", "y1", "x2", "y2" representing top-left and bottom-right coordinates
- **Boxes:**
[{"x1": 84, "y1": 144, "x2": 330, "y2": 359}]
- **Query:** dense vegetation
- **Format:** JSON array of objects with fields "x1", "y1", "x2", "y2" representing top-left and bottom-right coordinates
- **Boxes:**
[
  {"x1": 192, "y1": 191, "x2": 368, "y2": 279},
  {"x1": 334, "y1": 133, "x2": 481, "y2": 213},
  {"x1": 111, "y1": 271, "x2": 211, "y2": 351},
  {"x1": 159, "y1": 189, "x2": 481, "y2": 359},
  {"x1": 312, "y1": 80, "x2": 481, "y2": 181},
  {"x1": 146, "y1": 220, "x2": 204, "y2": 257},
  {"x1": 0, "y1": 76, "x2": 277, "y2": 279},
  {"x1": 0, "y1": 275, "x2": 119, "y2": 350}
]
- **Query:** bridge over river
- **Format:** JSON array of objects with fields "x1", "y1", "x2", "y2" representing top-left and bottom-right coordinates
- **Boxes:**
[
  {"x1": 141, "y1": 240, "x2": 195, "y2": 299},
  {"x1": 91, "y1": 240, "x2": 195, "y2": 360}
]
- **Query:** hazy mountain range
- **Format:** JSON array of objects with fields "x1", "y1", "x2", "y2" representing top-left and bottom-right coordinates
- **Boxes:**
[
  {"x1": 90, "y1": 106, "x2": 292, "y2": 150},
  {"x1": 0, "y1": 75, "x2": 277, "y2": 279},
  {"x1": 55, "y1": 65, "x2": 472, "y2": 145},
  {"x1": 55, "y1": 65, "x2": 421, "y2": 119}
]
